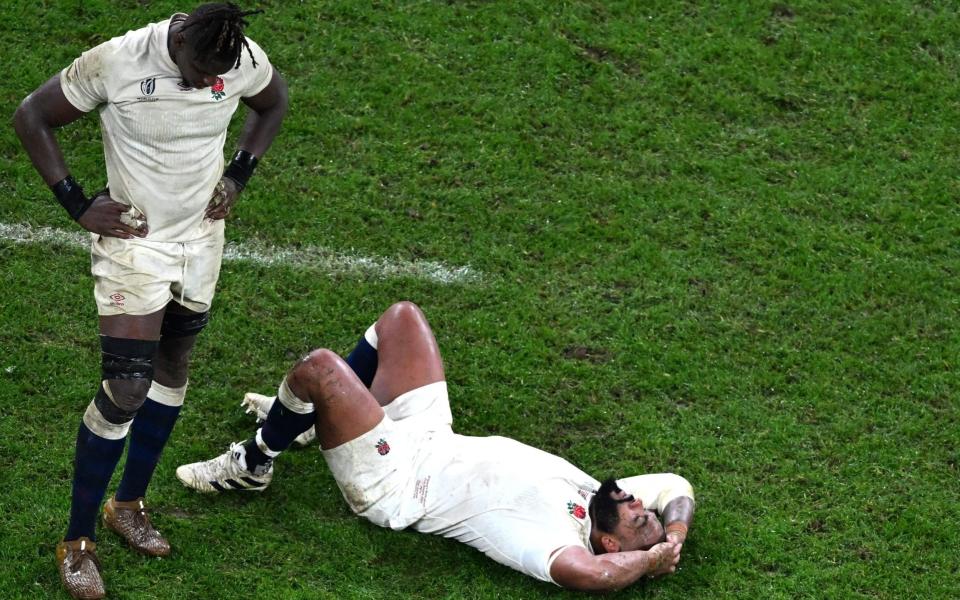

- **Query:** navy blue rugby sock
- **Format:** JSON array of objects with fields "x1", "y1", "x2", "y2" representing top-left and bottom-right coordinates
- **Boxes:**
[
  {"x1": 115, "y1": 397, "x2": 181, "y2": 502},
  {"x1": 66, "y1": 423, "x2": 126, "y2": 541},
  {"x1": 345, "y1": 326, "x2": 379, "y2": 387},
  {"x1": 258, "y1": 394, "x2": 315, "y2": 453},
  {"x1": 245, "y1": 324, "x2": 380, "y2": 471}
]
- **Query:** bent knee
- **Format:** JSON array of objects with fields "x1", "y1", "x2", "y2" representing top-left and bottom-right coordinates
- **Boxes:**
[
  {"x1": 388, "y1": 300, "x2": 422, "y2": 314},
  {"x1": 298, "y1": 348, "x2": 342, "y2": 371},
  {"x1": 289, "y1": 349, "x2": 343, "y2": 392},
  {"x1": 382, "y1": 300, "x2": 426, "y2": 328}
]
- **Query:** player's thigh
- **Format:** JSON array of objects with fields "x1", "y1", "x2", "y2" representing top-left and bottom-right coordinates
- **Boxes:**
[
  {"x1": 289, "y1": 348, "x2": 385, "y2": 449},
  {"x1": 370, "y1": 301, "x2": 445, "y2": 405}
]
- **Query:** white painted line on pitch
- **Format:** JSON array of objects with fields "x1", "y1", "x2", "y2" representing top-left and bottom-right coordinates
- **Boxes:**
[{"x1": 0, "y1": 222, "x2": 480, "y2": 284}]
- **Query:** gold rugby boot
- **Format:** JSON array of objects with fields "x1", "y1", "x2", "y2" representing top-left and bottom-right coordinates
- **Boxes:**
[
  {"x1": 56, "y1": 537, "x2": 105, "y2": 600},
  {"x1": 102, "y1": 496, "x2": 171, "y2": 557}
]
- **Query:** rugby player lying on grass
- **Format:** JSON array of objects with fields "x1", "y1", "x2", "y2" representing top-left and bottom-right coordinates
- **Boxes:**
[{"x1": 177, "y1": 301, "x2": 695, "y2": 591}]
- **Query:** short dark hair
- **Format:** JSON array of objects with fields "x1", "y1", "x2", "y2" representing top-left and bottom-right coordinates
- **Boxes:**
[
  {"x1": 589, "y1": 478, "x2": 623, "y2": 534},
  {"x1": 182, "y1": 3, "x2": 263, "y2": 69}
]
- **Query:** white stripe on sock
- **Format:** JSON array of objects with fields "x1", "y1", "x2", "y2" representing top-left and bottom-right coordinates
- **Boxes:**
[
  {"x1": 364, "y1": 324, "x2": 379, "y2": 349},
  {"x1": 277, "y1": 377, "x2": 314, "y2": 415},
  {"x1": 148, "y1": 381, "x2": 187, "y2": 407},
  {"x1": 255, "y1": 429, "x2": 282, "y2": 458},
  {"x1": 82, "y1": 399, "x2": 131, "y2": 440}
]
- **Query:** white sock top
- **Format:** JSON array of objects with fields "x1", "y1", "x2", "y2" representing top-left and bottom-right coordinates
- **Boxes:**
[
  {"x1": 255, "y1": 428, "x2": 282, "y2": 458},
  {"x1": 364, "y1": 323, "x2": 379, "y2": 349}
]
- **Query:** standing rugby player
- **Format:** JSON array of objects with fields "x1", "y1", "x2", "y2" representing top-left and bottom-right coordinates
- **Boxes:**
[{"x1": 13, "y1": 3, "x2": 287, "y2": 598}]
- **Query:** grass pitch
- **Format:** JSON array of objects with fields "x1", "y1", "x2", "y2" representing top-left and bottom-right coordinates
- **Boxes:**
[{"x1": 1, "y1": 1, "x2": 958, "y2": 598}]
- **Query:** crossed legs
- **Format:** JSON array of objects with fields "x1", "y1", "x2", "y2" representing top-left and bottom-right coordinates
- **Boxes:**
[
  {"x1": 289, "y1": 301, "x2": 445, "y2": 449},
  {"x1": 176, "y1": 301, "x2": 445, "y2": 493}
]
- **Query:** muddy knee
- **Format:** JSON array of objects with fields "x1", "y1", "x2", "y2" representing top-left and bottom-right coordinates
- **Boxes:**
[{"x1": 288, "y1": 349, "x2": 347, "y2": 406}]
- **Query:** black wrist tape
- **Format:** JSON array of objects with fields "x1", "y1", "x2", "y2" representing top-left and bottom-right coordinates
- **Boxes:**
[
  {"x1": 51, "y1": 175, "x2": 93, "y2": 220},
  {"x1": 223, "y1": 150, "x2": 259, "y2": 190}
]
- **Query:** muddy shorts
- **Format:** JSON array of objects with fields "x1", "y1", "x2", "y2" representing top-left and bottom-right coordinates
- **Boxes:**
[
  {"x1": 90, "y1": 221, "x2": 224, "y2": 316},
  {"x1": 321, "y1": 381, "x2": 452, "y2": 530}
]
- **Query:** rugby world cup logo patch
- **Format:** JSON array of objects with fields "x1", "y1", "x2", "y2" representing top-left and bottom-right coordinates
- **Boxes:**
[
  {"x1": 375, "y1": 438, "x2": 391, "y2": 456},
  {"x1": 136, "y1": 78, "x2": 159, "y2": 102}
]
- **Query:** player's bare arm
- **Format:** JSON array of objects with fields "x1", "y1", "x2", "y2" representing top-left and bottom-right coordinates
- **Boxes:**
[
  {"x1": 13, "y1": 75, "x2": 147, "y2": 238},
  {"x1": 550, "y1": 543, "x2": 682, "y2": 592},
  {"x1": 207, "y1": 69, "x2": 288, "y2": 219},
  {"x1": 13, "y1": 75, "x2": 84, "y2": 184},
  {"x1": 238, "y1": 69, "x2": 288, "y2": 157},
  {"x1": 662, "y1": 495, "x2": 695, "y2": 545}
]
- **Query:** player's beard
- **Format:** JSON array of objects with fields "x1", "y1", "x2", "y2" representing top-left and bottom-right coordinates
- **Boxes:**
[{"x1": 637, "y1": 512, "x2": 666, "y2": 550}]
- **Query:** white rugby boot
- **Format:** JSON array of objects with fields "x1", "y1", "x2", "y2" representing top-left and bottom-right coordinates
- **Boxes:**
[
  {"x1": 176, "y1": 442, "x2": 273, "y2": 493},
  {"x1": 240, "y1": 392, "x2": 273, "y2": 421},
  {"x1": 240, "y1": 392, "x2": 317, "y2": 448}
]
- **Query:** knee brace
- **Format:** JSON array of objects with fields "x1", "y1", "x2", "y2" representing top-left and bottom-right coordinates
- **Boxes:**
[
  {"x1": 83, "y1": 337, "x2": 158, "y2": 439},
  {"x1": 161, "y1": 310, "x2": 210, "y2": 339}
]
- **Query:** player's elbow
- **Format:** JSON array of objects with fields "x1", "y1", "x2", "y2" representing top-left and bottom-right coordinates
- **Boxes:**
[
  {"x1": 12, "y1": 91, "x2": 53, "y2": 142},
  {"x1": 12, "y1": 96, "x2": 34, "y2": 139},
  {"x1": 274, "y1": 76, "x2": 289, "y2": 116}
]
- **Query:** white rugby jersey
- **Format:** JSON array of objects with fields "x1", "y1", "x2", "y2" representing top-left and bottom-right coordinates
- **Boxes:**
[
  {"x1": 60, "y1": 16, "x2": 273, "y2": 241},
  {"x1": 410, "y1": 434, "x2": 599, "y2": 583},
  {"x1": 409, "y1": 434, "x2": 695, "y2": 584}
]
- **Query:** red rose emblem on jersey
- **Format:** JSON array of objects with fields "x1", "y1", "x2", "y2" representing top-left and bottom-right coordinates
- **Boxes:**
[
  {"x1": 375, "y1": 438, "x2": 390, "y2": 456},
  {"x1": 567, "y1": 501, "x2": 586, "y2": 519},
  {"x1": 211, "y1": 77, "x2": 226, "y2": 101}
]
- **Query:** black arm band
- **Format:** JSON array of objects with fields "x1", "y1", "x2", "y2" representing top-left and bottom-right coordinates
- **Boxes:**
[
  {"x1": 51, "y1": 175, "x2": 93, "y2": 220},
  {"x1": 223, "y1": 150, "x2": 259, "y2": 190}
]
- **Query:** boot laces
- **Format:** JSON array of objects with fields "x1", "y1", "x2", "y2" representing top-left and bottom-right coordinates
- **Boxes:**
[{"x1": 69, "y1": 540, "x2": 101, "y2": 573}]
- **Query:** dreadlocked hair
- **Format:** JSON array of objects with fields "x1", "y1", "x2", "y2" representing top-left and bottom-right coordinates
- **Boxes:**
[{"x1": 181, "y1": 3, "x2": 263, "y2": 69}]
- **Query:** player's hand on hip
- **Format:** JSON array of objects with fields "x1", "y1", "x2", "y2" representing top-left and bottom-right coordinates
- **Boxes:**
[
  {"x1": 647, "y1": 541, "x2": 682, "y2": 577},
  {"x1": 77, "y1": 193, "x2": 148, "y2": 238},
  {"x1": 205, "y1": 177, "x2": 240, "y2": 220}
]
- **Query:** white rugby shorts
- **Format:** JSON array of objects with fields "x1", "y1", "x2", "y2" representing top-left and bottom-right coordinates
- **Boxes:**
[
  {"x1": 322, "y1": 381, "x2": 452, "y2": 530},
  {"x1": 90, "y1": 220, "x2": 225, "y2": 316}
]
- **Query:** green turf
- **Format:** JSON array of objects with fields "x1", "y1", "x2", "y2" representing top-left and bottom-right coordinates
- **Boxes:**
[{"x1": 2, "y1": 1, "x2": 958, "y2": 598}]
